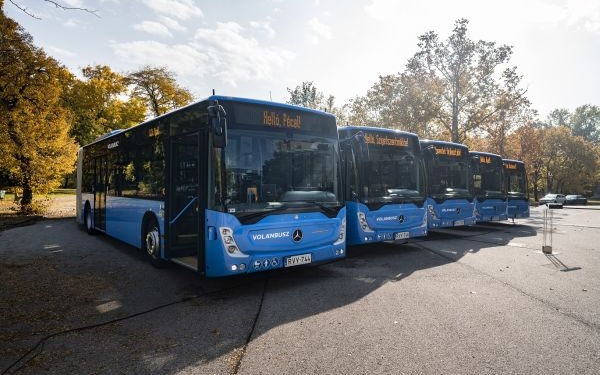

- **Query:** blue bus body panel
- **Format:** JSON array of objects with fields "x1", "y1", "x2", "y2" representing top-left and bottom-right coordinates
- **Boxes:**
[
  {"x1": 345, "y1": 201, "x2": 427, "y2": 245},
  {"x1": 204, "y1": 208, "x2": 346, "y2": 277},
  {"x1": 105, "y1": 197, "x2": 165, "y2": 248},
  {"x1": 507, "y1": 198, "x2": 530, "y2": 219},
  {"x1": 82, "y1": 196, "x2": 164, "y2": 250},
  {"x1": 426, "y1": 198, "x2": 476, "y2": 229},
  {"x1": 475, "y1": 198, "x2": 508, "y2": 222}
]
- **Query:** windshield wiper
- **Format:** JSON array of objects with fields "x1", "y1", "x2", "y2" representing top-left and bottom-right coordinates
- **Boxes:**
[
  {"x1": 303, "y1": 201, "x2": 340, "y2": 215},
  {"x1": 235, "y1": 205, "x2": 288, "y2": 221}
]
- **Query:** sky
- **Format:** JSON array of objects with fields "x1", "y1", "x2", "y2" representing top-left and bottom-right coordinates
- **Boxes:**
[{"x1": 5, "y1": 0, "x2": 600, "y2": 120}]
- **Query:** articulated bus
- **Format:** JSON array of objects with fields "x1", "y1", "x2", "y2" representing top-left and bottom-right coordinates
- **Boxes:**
[
  {"x1": 503, "y1": 159, "x2": 530, "y2": 219},
  {"x1": 338, "y1": 126, "x2": 427, "y2": 245},
  {"x1": 469, "y1": 151, "x2": 508, "y2": 222},
  {"x1": 76, "y1": 96, "x2": 346, "y2": 277},
  {"x1": 420, "y1": 140, "x2": 476, "y2": 229}
]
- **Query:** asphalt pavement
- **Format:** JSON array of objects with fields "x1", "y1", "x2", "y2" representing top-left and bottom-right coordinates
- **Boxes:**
[{"x1": 1, "y1": 205, "x2": 599, "y2": 374}]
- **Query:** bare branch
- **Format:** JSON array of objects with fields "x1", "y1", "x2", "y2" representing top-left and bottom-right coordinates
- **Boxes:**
[
  {"x1": 8, "y1": 0, "x2": 41, "y2": 19},
  {"x1": 8, "y1": 0, "x2": 100, "y2": 19}
]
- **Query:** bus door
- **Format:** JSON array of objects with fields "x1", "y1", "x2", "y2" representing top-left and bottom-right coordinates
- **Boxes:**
[
  {"x1": 166, "y1": 131, "x2": 207, "y2": 270},
  {"x1": 93, "y1": 156, "x2": 107, "y2": 231}
]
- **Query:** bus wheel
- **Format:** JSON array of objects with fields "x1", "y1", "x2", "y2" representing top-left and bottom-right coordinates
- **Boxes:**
[
  {"x1": 84, "y1": 204, "x2": 96, "y2": 235},
  {"x1": 143, "y1": 219, "x2": 167, "y2": 268}
]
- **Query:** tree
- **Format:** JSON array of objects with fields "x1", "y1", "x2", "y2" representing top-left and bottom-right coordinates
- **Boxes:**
[
  {"x1": 570, "y1": 104, "x2": 600, "y2": 145},
  {"x1": 540, "y1": 126, "x2": 597, "y2": 194},
  {"x1": 477, "y1": 68, "x2": 537, "y2": 155},
  {"x1": 405, "y1": 18, "x2": 528, "y2": 143},
  {"x1": 286, "y1": 81, "x2": 325, "y2": 110},
  {"x1": 506, "y1": 123, "x2": 545, "y2": 200},
  {"x1": 63, "y1": 65, "x2": 146, "y2": 146},
  {"x1": 546, "y1": 108, "x2": 570, "y2": 128},
  {"x1": 286, "y1": 81, "x2": 347, "y2": 124},
  {"x1": 126, "y1": 66, "x2": 194, "y2": 117},
  {"x1": 346, "y1": 73, "x2": 442, "y2": 136},
  {"x1": 0, "y1": 9, "x2": 78, "y2": 212}
]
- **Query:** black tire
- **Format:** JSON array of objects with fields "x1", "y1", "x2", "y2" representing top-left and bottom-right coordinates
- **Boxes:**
[
  {"x1": 84, "y1": 204, "x2": 96, "y2": 235},
  {"x1": 143, "y1": 218, "x2": 167, "y2": 268}
]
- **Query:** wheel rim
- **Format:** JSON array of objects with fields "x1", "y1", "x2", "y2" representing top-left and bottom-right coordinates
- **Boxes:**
[{"x1": 145, "y1": 227, "x2": 160, "y2": 257}]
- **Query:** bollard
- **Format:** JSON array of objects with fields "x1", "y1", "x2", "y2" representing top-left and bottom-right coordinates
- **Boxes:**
[{"x1": 542, "y1": 205, "x2": 553, "y2": 254}]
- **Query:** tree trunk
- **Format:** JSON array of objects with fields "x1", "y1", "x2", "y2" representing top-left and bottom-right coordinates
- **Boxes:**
[
  {"x1": 451, "y1": 91, "x2": 460, "y2": 143},
  {"x1": 20, "y1": 178, "x2": 33, "y2": 214}
]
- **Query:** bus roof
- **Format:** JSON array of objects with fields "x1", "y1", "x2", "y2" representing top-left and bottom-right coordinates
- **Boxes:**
[
  {"x1": 469, "y1": 151, "x2": 502, "y2": 158},
  {"x1": 338, "y1": 125, "x2": 419, "y2": 138},
  {"x1": 210, "y1": 95, "x2": 336, "y2": 118},
  {"x1": 419, "y1": 139, "x2": 468, "y2": 148},
  {"x1": 84, "y1": 95, "x2": 336, "y2": 147}
]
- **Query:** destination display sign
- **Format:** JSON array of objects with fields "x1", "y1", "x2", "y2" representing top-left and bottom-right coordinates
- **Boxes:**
[
  {"x1": 504, "y1": 162, "x2": 518, "y2": 170},
  {"x1": 479, "y1": 155, "x2": 493, "y2": 164},
  {"x1": 434, "y1": 146, "x2": 463, "y2": 157},
  {"x1": 263, "y1": 111, "x2": 301, "y2": 129},
  {"x1": 363, "y1": 132, "x2": 410, "y2": 148},
  {"x1": 231, "y1": 102, "x2": 337, "y2": 137}
]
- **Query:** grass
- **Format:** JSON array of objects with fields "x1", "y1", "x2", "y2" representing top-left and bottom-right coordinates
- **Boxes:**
[{"x1": 0, "y1": 189, "x2": 74, "y2": 231}]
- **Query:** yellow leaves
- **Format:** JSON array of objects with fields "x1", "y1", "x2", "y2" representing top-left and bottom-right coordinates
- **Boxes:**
[{"x1": 0, "y1": 14, "x2": 77, "y2": 204}]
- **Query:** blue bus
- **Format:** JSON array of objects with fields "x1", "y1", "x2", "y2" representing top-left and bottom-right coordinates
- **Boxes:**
[
  {"x1": 420, "y1": 140, "x2": 476, "y2": 229},
  {"x1": 503, "y1": 159, "x2": 530, "y2": 219},
  {"x1": 469, "y1": 151, "x2": 508, "y2": 222},
  {"x1": 76, "y1": 96, "x2": 346, "y2": 277},
  {"x1": 338, "y1": 126, "x2": 427, "y2": 245}
]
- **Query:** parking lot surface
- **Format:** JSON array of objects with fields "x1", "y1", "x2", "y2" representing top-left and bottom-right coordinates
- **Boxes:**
[{"x1": 1, "y1": 205, "x2": 599, "y2": 374}]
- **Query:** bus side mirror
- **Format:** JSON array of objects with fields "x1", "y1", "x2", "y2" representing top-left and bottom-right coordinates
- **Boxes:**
[
  {"x1": 208, "y1": 104, "x2": 227, "y2": 148},
  {"x1": 353, "y1": 131, "x2": 369, "y2": 160}
]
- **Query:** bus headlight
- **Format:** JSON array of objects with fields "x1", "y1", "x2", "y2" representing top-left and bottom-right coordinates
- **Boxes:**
[
  {"x1": 334, "y1": 218, "x2": 346, "y2": 245},
  {"x1": 357, "y1": 212, "x2": 373, "y2": 232},
  {"x1": 427, "y1": 205, "x2": 439, "y2": 220},
  {"x1": 220, "y1": 227, "x2": 246, "y2": 258}
]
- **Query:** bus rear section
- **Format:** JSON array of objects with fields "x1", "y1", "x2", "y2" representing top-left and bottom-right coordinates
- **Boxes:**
[
  {"x1": 503, "y1": 159, "x2": 530, "y2": 219},
  {"x1": 77, "y1": 96, "x2": 346, "y2": 277},
  {"x1": 470, "y1": 151, "x2": 508, "y2": 222},
  {"x1": 339, "y1": 126, "x2": 427, "y2": 245},
  {"x1": 420, "y1": 140, "x2": 476, "y2": 229}
]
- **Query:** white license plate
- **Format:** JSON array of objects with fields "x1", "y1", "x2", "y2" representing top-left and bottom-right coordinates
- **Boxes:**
[
  {"x1": 454, "y1": 220, "x2": 465, "y2": 226},
  {"x1": 395, "y1": 232, "x2": 410, "y2": 240},
  {"x1": 284, "y1": 253, "x2": 312, "y2": 267}
]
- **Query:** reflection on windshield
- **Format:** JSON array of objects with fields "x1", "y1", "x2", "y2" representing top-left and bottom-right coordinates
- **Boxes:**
[
  {"x1": 360, "y1": 148, "x2": 423, "y2": 204},
  {"x1": 506, "y1": 171, "x2": 527, "y2": 196},
  {"x1": 218, "y1": 129, "x2": 342, "y2": 216},
  {"x1": 429, "y1": 159, "x2": 470, "y2": 198},
  {"x1": 474, "y1": 165, "x2": 505, "y2": 197}
]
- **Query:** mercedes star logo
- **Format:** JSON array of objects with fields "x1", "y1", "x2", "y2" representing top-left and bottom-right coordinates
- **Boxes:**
[
  {"x1": 292, "y1": 229, "x2": 303, "y2": 242},
  {"x1": 398, "y1": 215, "x2": 405, "y2": 224}
]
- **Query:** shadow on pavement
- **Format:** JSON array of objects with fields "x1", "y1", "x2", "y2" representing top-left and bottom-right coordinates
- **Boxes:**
[{"x1": 0, "y1": 217, "x2": 539, "y2": 374}]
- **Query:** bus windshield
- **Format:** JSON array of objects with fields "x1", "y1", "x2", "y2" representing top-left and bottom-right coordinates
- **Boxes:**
[
  {"x1": 474, "y1": 163, "x2": 505, "y2": 198},
  {"x1": 429, "y1": 157, "x2": 471, "y2": 199},
  {"x1": 360, "y1": 146, "x2": 423, "y2": 204},
  {"x1": 219, "y1": 128, "x2": 342, "y2": 218},
  {"x1": 506, "y1": 169, "x2": 527, "y2": 197}
]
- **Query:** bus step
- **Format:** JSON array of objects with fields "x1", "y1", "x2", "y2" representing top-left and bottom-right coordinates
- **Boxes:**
[
  {"x1": 175, "y1": 233, "x2": 197, "y2": 246},
  {"x1": 171, "y1": 256, "x2": 198, "y2": 271}
]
